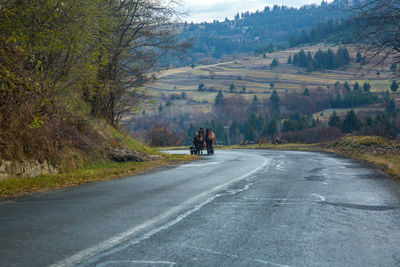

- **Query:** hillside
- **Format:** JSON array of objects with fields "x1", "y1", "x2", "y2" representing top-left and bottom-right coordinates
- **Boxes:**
[
  {"x1": 0, "y1": 0, "x2": 195, "y2": 195},
  {"x1": 131, "y1": 43, "x2": 399, "y2": 146},
  {"x1": 144, "y1": 44, "x2": 395, "y2": 112},
  {"x1": 167, "y1": 1, "x2": 346, "y2": 67}
]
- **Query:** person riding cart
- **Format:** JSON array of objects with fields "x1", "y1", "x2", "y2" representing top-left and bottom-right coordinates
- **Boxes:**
[
  {"x1": 191, "y1": 128, "x2": 205, "y2": 155},
  {"x1": 205, "y1": 128, "x2": 216, "y2": 155}
]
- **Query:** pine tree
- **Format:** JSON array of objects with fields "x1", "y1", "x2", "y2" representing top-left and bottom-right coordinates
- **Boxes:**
[
  {"x1": 267, "y1": 119, "x2": 277, "y2": 136},
  {"x1": 328, "y1": 111, "x2": 341, "y2": 128},
  {"x1": 252, "y1": 95, "x2": 259, "y2": 103},
  {"x1": 356, "y1": 52, "x2": 362, "y2": 62},
  {"x1": 229, "y1": 82, "x2": 235, "y2": 92},
  {"x1": 342, "y1": 110, "x2": 360, "y2": 133},
  {"x1": 363, "y1": 82, "x2": 371, "y2": 92},
  {"x1": 270, "y1": 90, "x2": 280, "y2": 118},
  {"x1": 198, "y1": 82, "x2": 205, "y2": 91},
  {"x1": 385, "y1": 98, "x2": 396, "y2": 117},
  {"x1": 270, "y1": 59, "x2": 279, "y2": 69},
  {"x1": 343, "y1": 81, "x2": 350, "y2": 93},
  {"x1": 287, "y1": 55, "x2": 292, "y2": 64},
  {"x1": 242, "y1": 86, "x2": 247, "y2": 93},
  {"x1": 353, "y1": 82, "x2": 360, "y2": 91},
  {"x1": 215, "y1": 90, "x2": 225, "y2": 106},
  {"x1": 303, "y1": 88, "x2": 310, "y2": 96},
  {"x1": 390, "y1": 81, "x2": 398, "y2": 92}
]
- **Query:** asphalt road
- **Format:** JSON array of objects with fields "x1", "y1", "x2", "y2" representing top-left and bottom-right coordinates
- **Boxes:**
[{"x1": 1, "y1": 150, "x2": 400, "y2": 267}]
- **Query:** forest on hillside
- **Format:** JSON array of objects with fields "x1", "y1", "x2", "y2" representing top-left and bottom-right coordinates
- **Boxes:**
[{"x1": 165, "y1": 0, "x2": 349, "y2": 67}]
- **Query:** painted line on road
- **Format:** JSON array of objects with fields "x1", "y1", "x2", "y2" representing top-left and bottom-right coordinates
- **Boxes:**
[
  {"x1": 178, "y1": 161, "x2": 221, "y2": 168},
  {"x1": 312, "y1": 193, "x2": 326, "y2": 202},
  {"x1": 51, "y1": 157, "x2": 271, "y2": 267},
  {"x1": 96, "y1": 260, "x2": 176, "y2": 267}
]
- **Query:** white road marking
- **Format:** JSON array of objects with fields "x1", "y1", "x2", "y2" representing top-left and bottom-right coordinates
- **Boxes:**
[
  {"x1": 274, "y1": 202, "x2": 310, "y2": 205},
  {"x1": 254, "y1": 258, "x2": 295, "y2": 267},
  {"x1": 96, "y1": 260, "x2": 176, "y2": 267},
  {"x1": 276, "y1": 160, "x2": 285, "y2": 170},
  {"x1": 51, "y1": 158, "x2": 271, "y2": 267},
  {"x1": 312, "y1": 193, "x2": 326, "y2": 202},
  {"x1": 178, "y1": 162, "x2": 221, "y2": 168}
]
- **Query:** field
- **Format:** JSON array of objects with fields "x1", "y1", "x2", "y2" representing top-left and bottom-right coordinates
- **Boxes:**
[{"x1": 141, "y1": 44, "x2": 397, "y2": 115}]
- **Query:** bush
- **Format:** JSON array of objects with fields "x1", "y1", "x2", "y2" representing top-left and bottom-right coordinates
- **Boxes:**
[{"x1": 146, "y1": 124, "x2": 185, "y2": 147}]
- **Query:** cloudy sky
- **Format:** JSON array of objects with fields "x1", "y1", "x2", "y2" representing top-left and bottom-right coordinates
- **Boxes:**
[{"x1": 179, "y1": 0, "x2": 333, "y2": 23}]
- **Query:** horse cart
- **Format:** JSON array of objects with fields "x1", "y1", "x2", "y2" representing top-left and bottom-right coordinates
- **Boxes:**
[{"x1": 190, "y1": 128, "x2": 215, "y2": 155}]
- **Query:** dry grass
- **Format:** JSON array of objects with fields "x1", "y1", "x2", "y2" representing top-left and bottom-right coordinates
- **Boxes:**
[
  {"x1": 0, "y1": 120, "x2": 198, "y2": 199},
  {"x1": 142, "y1": 44, "x2": 396, "y2": 116},
  {"x1": 0, "y1": 154, "x2": 197, "y2": 199}
]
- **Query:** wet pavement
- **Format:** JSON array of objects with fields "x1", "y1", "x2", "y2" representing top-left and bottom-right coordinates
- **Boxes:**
[{"x1": 1, "y1": 150, "x2": 400, "y2": 266}]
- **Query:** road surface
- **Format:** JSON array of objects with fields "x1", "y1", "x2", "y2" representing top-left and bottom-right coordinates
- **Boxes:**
[{"x1": 1, "y1": 150, "x2": 400, "y2": 266}]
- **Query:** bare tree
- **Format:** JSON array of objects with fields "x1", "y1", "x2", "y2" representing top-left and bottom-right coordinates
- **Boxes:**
[
  {"x1": 89, "y1": 0, "x2": 189, "y2": 125},
  {"x1": 351, "y1": 0, "x2": 400, "y2": 76}
]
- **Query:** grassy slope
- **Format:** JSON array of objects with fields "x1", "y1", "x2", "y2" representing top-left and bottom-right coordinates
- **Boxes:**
[
  {"x1": 142, "y1": 44, "x2": 396, "y2": 115},
  {"x1": 0, "y1": 122, "x2": 197, "y2": 199}
]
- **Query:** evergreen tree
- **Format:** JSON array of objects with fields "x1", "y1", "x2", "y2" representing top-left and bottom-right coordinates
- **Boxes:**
[
  {"x1": 342, "y1": 110, "x2": 361, "y2": 133},
  {"x1": 328, "y1": 111, "x2": 341, "y2": 128},
  {"x1": 267, "y1": 119, "x2": 277, "y2": 136},
  {"x1": 270, "y1": 90, "x2": 280, "y2": 118},
  {"x1": 385, "y1": 98, "x2": 396, "y2": 117},
  {"x1": 344, "y1": 82, "x2": 350, "y2": 92},
  {"x1": 229, "y1": 121, "x2": 240, "y2": 144},
  {"x1": 198, "y1": 82, "x2": 205, "y2": 91},
  {"x1": 229, "y1": 82, "x2": 235, "y2": 92},
  {"x1": 242, "y1": 86, "x2": 247, "y2": 93},
  {"x1": 215, "y1": 90, "x2": 225, "y2": 106},
  {"x1": 363, "y1": 82, "x2": 371, "y2": 92},
  {"x1": 356, "y1": 51, "x2": 362, "y2": 62},
  {"x1": 390, "y1": 81, "x2": 398, "y2": 92},
  {"x1": 353, "y1": 82, "x2": 360, "y2": 91},
  {"x1": 287, "y1": 55, "x2": 292, "y2": 64},
  {"x1": 252, "y1": 95, "x2": 259, "y2": 103},
  {"x1": 270, "y1": 58, "x2": 279, "y2": 69},
  {"x1": 303, "y1": 88, "x2": 310, "y2": 96}
]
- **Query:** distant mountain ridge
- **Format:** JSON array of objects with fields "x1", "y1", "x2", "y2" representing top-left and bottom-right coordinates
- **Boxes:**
[{"x1": 166, "y1": 1, "x2": 352, "y2": 67}]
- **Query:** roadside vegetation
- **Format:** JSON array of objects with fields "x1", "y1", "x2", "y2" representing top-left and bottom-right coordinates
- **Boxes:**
[
  {"x1": 0, "y1": 1, "x2": 196, "y2": 196},
  {"x1": 0, "y1": 154, "x2": 195, "y2": 199},
  {"x1": 0, "y1": 122, "x2": 197, "y2": 199}
]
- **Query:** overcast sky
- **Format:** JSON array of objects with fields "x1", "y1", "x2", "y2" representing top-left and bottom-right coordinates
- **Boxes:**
[{"x1": 179, "y1": 0, "x2": 333, "y2": 23}]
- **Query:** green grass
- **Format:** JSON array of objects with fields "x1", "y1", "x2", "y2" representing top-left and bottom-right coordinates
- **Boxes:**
[{"x1": 0, "y1": 153, "x2": 197, "y2": 199}]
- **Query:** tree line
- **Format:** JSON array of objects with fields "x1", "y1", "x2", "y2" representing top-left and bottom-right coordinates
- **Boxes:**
[
  {"x1": 0, "y1": 0, "x2": 184, "y2": 161},
  {"x1": 288, "y1": 47, "x2": 350, "y2": 72}
]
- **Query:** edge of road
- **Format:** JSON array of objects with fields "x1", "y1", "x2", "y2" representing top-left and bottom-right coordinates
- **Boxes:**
[{"x1": 51, "y1": 154, "x2": 271, "y2": 267}]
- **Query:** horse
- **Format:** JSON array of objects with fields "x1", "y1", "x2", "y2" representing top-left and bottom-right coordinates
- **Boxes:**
[
  {"x1": 193, "y1": 131, "x2": 205, "y2": 155},
  {"x1": 205, "y1": 128, "x2": 216, "y2": 155}
]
